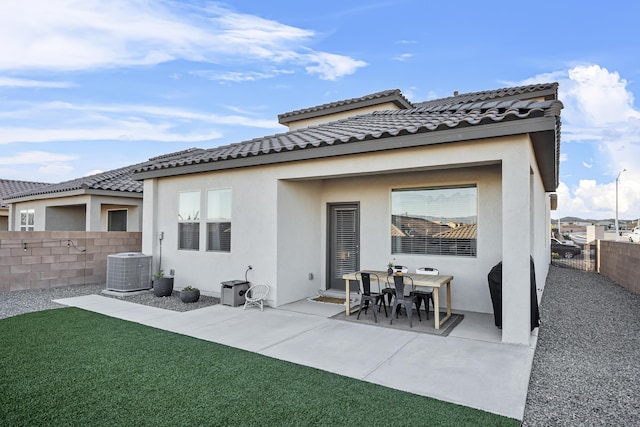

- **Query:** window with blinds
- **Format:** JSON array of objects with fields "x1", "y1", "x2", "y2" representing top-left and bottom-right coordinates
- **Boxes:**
[
  {"x1": 206, "y1": 189, "x2": 231, "y2": 252},
  {"x1": 391, "y1": 186, "x2": 477, "y2": 257},
  {"x1": 178, "y1": 191, "x2": 200, "y2": 250}
]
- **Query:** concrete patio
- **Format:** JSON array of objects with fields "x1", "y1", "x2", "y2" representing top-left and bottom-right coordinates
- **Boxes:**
[{"x1": 53, "y1": 293, "x2": 537, "y2": 420}]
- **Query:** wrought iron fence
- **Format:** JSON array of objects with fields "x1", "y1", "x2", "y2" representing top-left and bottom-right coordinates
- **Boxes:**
[{"x1": 551, "y1": 243, "x2": 596, "y2": 271}]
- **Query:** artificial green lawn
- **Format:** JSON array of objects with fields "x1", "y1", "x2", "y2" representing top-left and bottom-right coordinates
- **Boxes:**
[{"x1": 0, "y1": 308, "x2": 519, "y2": 426}]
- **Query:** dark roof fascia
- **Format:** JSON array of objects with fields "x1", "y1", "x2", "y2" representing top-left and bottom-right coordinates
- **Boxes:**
[
  {"x1": 5, "y1": 188, "x2": 143, "y2": 204},
  {"x1": 133, "y1": 116, "x2": 558, "y2": 183},
  {"x1": 480, "y1": 87, "x2": 558, "y2": 103},
  {"x1": 414, "y1": 84, "x2": 558, "y2": 108},
  {"x1": 278, "y1": 93, "x2": 413, "y2": 125}
]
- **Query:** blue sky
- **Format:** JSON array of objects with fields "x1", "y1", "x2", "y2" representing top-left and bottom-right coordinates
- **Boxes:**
[{"x1": 1, "y1": 1, "x2": 639, "y2": 220}]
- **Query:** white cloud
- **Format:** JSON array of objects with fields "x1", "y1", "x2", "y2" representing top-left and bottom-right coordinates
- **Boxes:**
[
  {"x1": 0, "y1": 101, "x2": 282, "y2": 145},
  {"x1": 191, "y1": 68, "x2": 294, "y2": 83},
  {"x1": 393, "y1": 53, "x2": 414, "y2": 62},
  {"x1": 37, "y1": 163, "x2": 75, "y2": 179},
  {"x1": 0, "y1": 76, "x2": 73, "y2": 88},
  {"x1": 0, "y1": 150, "x2": 77, "y2": 165},
  {"x1": 304, "y1": 52, "x2": 367, "y2": 81},
  {"x1": 522, "y1": 65, "x2": 640, "y2": 218},
  {"x1": 0, "y1": 151, "x2": 77, "y2": 181},
  {"x1": 0, "y1": 1, "x2": 365, "y2": 80},
  {"x1": 0, "y1": 125, "x2": 222, "y2": 145}
]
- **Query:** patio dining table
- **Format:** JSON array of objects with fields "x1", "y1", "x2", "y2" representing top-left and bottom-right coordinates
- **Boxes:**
[{"x1": 341, "y1": 270, "x2": 454, "y2": 329}]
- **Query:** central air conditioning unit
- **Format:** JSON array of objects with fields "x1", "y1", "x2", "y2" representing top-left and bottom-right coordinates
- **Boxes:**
[{"x1": 106, "y1": 252, "x2": 152, "y2": 292}]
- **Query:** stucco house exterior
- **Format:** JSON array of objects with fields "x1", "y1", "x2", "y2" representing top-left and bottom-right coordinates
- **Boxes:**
[
  {"x1": 134, "y1": 83, "x2": 562, "y2": 345},
  {"x1": 3, "y1": 149, "x2": 204, "y2": 233},
  {"x1": 0, "y1": 179, "x2": 50, "y2": 230}
]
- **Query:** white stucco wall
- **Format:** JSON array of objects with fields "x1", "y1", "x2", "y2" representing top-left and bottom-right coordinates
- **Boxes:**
[
  {"x1": 143, "y1": 132, "x2": 549, "y2": 336},
  {"x1": 9, "y1": 194, "x2": 142, "y2": 232}
]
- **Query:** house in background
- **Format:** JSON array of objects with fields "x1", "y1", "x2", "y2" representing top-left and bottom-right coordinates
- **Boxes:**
[
  {"x1": 0, "y1": 179, "x2": 50, "y2": 230},
  {"x1": 278, "y1": 89, "x2": 414, "y2": 130},
  {"x1": 134, "y1": 82, "x2": 562, "y2": 346},
  {"x1": 4, "y1": 149, "x2": 204, "y2": 233}
]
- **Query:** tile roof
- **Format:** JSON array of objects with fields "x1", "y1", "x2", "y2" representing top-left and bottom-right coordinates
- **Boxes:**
[
  {"x1": 278, "y1": 89, "x2": 414, "y2": 124},
  {"x1": 414, "y1": 83, "x2": 558, "y2": 108},
  {"x1": 5, "y1": 148, "x2": 205, "y2": 201},
  {"x1": 137, "y1": 98, "x2": 562, "y2": 175},
  {"x1": 0, "y1": 179, "x2": 50, "y2": 208},
  {"x1": 433, "y1": 223, "x2": 477, "y2": 239}
]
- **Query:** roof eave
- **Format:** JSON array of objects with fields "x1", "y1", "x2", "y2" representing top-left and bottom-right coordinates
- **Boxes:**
[
  {"x1": 278, "y1": 94, "x2": 413, "y2": 125},
  {"x1": 133, "y1": 116, "x2": 559, "y2": 185},
  {"x1": 4, "y1": 188, "x2": 143, "y2": 203}
]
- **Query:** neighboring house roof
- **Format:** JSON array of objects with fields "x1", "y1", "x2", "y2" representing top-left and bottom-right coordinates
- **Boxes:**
[
  {"x1": 391, "y1": 223, "x2": 406, "y2": 237},
  {"x1": 134, "y1": 95, "x2": 562, "y2": 191},
  {"x1": 414, "y1": 83, "x2": 558, "y2": 108},
  {"x1": 5, "y1": 148, "x2": 205, "y2": 202},
  {"x1": 433, "y1": 223, "x2": 478, "y2": 239},
  {"x1": 393, "y1": 215, "x2": 451, "y2": 237},
  {"x1": 0, "y1": 179, "x2": 50, "y2": 208},
  {"x1": 278, "y1": 89, "x2": 414, "y2": 125}
]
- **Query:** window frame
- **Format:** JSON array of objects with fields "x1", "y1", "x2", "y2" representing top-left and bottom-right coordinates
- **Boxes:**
[
  {"x1": 206, "y1": 188, "x2": 232, "y2": 252},
  {"x1": 20, "y1": 208, "x2": 35, "y2": 231},
  {"x1": 107, "y1": 209, "x2": 128, "y2": 232},
  {"x1": 390, "y1": 184, "x2": 478, "y2": 257},
  {"x1": 178, "y1": 191, "x2": 201, "y2": 251}
]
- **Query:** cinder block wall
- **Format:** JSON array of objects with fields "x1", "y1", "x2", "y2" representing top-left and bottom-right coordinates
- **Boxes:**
[
  {"x1": 0, "y1": 231, "x2": 142, "y2": 292},
  {"x1": 598, "y1": 240, "x2": 640, "y2": 294}
]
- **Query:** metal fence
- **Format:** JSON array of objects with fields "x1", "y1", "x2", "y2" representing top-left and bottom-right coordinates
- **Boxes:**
[{"x1": 551, "y1": 243, "x2": 596, "y2": 271}]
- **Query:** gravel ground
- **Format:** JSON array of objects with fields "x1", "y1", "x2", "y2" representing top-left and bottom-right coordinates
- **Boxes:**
[
  {"x1": 522, "y1": 265, "x2": 640, "y2": 426},
  {"x1": 0, "y1": 284, "x2": 218, "y2": 320},
  {"x1": 2, "y1": 267, "x2": 639, "y2": 425}
]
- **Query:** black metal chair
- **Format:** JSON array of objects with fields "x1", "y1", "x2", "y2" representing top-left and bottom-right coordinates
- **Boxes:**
[
  {"x1": 389, "y1": 274, "x2": 421, "y2": 327},
  {"x1": 381, "y1": 265, "x2": 408, "y2": 310},
  {"x1": 355, "y1": 272, "x2": 387, "y2": 322},
  {"x1": 413, "y1": 267, "x2": 438, "y2": 320}
]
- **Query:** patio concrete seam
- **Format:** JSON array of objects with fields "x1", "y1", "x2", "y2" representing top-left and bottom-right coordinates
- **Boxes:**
[
  {"x1": 360, "y1": 333, "x2": 421, "y2": 380},
  {"x1": 255, "y1": 318, "x2": 333, "y2": 353}
]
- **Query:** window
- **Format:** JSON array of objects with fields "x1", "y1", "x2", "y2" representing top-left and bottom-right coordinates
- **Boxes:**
[
  {"x1": 391, "y1": 186, "x2": 477, "y2": 257},
  {"x1": 20, "y1": 209, "x2": 35, "y2": 231},
  {"x1": 178, "y1": 192, "x2": 200, "y2": 250},
  {"x1": 108, "y1": 210, "x2": 127, "y2": 231},
  {"x1": 207, "y1": 189, "x2": 231, "y2": 252}
]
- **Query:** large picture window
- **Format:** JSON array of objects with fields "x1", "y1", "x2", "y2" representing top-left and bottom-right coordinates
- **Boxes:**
[
  {"x1": 207, "y1": 189, "x2": 231, "y2": 252},
  {"x1": 20, "y1": 209, "x2": 35, "y2": 231},
  {"x1": 391, "y1": 186, "x2": 477, "y2": 257},
  {"x1": 178, "y1": 191, "x2": 200, "y2": 250}
]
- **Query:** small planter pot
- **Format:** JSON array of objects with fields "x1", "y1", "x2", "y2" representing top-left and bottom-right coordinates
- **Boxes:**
[
  {"x1": 180, "y1": 289, "x2": 200, "y2": 303},
  {"x1": 153, "y1": 277, "x2": 174, "y2": 297}
]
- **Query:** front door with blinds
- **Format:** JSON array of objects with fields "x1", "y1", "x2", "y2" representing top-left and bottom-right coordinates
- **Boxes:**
[{"x1": 327, "y1": 203, "x2": 360, "y2": 291}]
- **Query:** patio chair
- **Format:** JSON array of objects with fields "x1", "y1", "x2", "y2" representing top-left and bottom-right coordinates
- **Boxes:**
[
  {"x1": 413, "y1": 267, "x2": 438, "y2": 320},
  {"x1": 243, "y1": 284, "x2": 270, "y2": 311},
  {"x1": 355, "y1": 272, "x2": 387, "y2": 322},
  {"x1": 389, "y1": 275, "x2": 421, "y2": 327},
  {"x1": 381, "y1": 265, "x2": 408, "y2": 310}
]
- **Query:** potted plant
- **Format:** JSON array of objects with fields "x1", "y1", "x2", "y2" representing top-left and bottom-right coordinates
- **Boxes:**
[
  {"x1": 387, "y1": 261, "x2": 394, "y2": 276},
  {"x1": 180, "y1": 285, "x2": 200, "y2": 303},
  {"x1": 152, "y1": 270, "x2": 174, "y2": 297}
]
